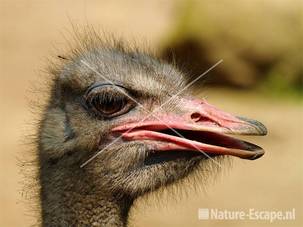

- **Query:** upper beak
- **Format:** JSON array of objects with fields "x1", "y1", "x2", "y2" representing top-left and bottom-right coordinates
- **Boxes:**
[{"x1": 112, "y1": 98, "x2": 267, "y2": 160}]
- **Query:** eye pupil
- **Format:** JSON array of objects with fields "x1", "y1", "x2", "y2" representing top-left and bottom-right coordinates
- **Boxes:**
[
  {"x1": 93, "y1": 96, "x2": 125, "y2": 115},
  {"x1": 85, "y1": 85, "x2": 134, "y2": 118}
]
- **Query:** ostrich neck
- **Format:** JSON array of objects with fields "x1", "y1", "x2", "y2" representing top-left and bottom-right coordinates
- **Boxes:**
[{"x1": 39, "y1": 163, "x2": 133, "y2": 227}]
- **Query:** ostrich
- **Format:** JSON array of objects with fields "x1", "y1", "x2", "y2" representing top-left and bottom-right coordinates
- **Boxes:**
[{"x1": 37, "y1": 32, "x2": 267, "y2": 226}]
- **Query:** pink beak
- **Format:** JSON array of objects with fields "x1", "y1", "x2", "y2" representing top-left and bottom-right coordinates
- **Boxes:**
[{"x1": 112, "y1": 98, "x2": 267, "y2": 160}]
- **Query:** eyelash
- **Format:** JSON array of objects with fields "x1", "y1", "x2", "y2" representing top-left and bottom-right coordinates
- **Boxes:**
[{"x1": 83, "y1": 84, "x2": 135, "y2": 119}]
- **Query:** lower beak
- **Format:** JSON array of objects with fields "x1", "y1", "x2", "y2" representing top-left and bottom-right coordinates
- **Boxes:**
[{"x1": 112, "y1": 98, "x2": 267, "y2": 160}]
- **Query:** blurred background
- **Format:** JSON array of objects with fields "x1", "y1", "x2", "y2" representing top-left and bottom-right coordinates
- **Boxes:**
[{"x1": 0, "y1": 0, "x2": 302, "y2": 226}]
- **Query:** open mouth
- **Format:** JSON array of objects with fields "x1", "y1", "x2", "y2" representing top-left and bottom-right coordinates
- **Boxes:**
[
  {"x1": 112, "y1": 98, "x2": 267, "y2": 161},
  {"x1": 112, "y1": 120, "x2": 266, "y2": 160}
]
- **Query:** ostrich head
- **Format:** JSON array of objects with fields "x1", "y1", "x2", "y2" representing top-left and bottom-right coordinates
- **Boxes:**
[{"x1": 37, "y1": 33, "x2": 267, "y2": 226}]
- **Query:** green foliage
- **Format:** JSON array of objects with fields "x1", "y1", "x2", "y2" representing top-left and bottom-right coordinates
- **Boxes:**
[
  {"x1": 160, "y1": 0, "x2": 303, "y2": 98},
  {"x1": 261, "y1": 72, "x2": 303, "y2": 99}
]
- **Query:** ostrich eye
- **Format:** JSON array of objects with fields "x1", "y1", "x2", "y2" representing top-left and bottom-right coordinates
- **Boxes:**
[{"x1": 84, "y1": 84, "x2": 135, "y2": 118}]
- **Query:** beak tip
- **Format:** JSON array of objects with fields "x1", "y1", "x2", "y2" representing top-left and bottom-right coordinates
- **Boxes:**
[
  {"x1": 248, "y1": 149, "x2": 265, "y2": 160},
  {"x1": 237, "y1": 116, "x2": 268, "y2": 136}
]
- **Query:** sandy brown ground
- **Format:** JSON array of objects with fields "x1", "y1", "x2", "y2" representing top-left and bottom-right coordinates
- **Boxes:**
[{"x1": 1, "y1": 1, "x2": 302, "y2": 226}]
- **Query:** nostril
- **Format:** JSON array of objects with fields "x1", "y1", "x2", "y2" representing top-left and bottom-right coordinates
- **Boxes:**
[
  {"x1": 191, "y1": 112, "x2": 202, "y2": 122},
  {"x1": 190, "y1": 112, "x2": 218, "y2": 125}
]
